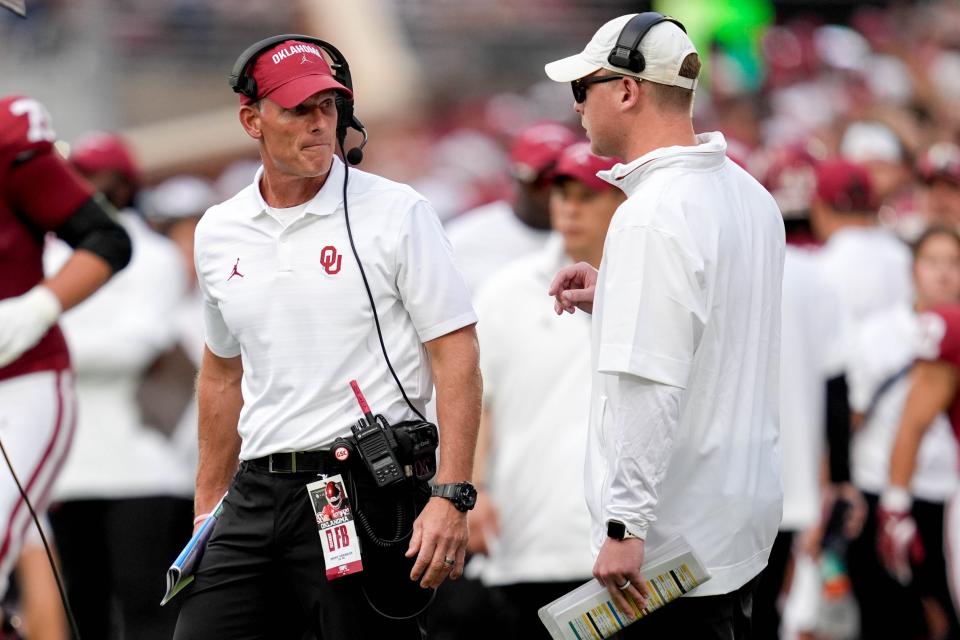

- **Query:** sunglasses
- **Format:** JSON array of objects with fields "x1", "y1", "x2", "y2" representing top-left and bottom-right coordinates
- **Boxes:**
[{"x1": 571, "y1": 75, "x2": 626, "y2": 103}]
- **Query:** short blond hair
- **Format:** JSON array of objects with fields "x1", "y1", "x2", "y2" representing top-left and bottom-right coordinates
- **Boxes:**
[{"x1": 646, "y1": 53, "x2": 700, "y2": 113}]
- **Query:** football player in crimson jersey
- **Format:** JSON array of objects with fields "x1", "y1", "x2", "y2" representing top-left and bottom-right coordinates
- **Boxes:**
[
  {"x1": 320, "y1": 481, "x2": 345, "y2": 522},
  {"x1": 0, "y1": 94, "x2": 130, "y2": 596},
  {"x1": 883, "y1": 304, "x2": 960, "y2": 609}
]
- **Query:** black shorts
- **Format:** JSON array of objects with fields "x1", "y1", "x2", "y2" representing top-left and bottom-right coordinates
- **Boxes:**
[{"x1": 173, "y1": 461, "x2": 432, "y2": 640}]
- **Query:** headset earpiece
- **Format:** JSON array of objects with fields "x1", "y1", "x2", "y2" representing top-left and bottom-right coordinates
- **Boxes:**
[{"x1": 607, "y1": 12, "x2": 686, "y2": 74}]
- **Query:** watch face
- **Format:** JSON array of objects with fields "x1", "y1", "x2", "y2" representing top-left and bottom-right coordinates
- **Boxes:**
[
  {"x1": 457, "y1": 483, "x2": 477, "y2": 509},
  {"x1": 607, "y1": 520, "x2": 626, "y2": 540}
]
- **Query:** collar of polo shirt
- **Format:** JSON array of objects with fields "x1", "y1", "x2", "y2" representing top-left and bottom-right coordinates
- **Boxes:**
[{"x1": 248, "y1": 155, "x2": 346, "y2": 218}]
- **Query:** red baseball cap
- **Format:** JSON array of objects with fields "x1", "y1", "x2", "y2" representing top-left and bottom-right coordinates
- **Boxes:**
[
  {"x1": 241, "y1": 39, "x2": 353, "y2": 109},
  {"x1": 815, "y1": 159, "x2": 876, "y2": 213},
  {"x1": 70, "y1": 131, "x2": 141, "y2": 185},
  {"x1": 760, "y1": 145, "x2": 819, "y2": 220},
  {"x1": 917, "y1": 142, "x2": 960, "y2": 186},
  {"x1": 553, "y1": 141, "x2": 620, "y2": 191},
  {"x1": 509, "y1": 122, "x2": 577, "y2": 183}
]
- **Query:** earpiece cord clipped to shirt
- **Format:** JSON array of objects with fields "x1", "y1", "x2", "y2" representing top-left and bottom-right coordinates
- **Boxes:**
[
  {"x1": 0, "y1": 436, "x2": 82, "y2": 640},
  {"x1": 339, "y1": 148, "x2": 427, "y2": 423}
]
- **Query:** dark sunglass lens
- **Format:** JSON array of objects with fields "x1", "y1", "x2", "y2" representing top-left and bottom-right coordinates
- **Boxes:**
[{"x1": 571, "y1": 80, "x2": 585, "y2": 103}]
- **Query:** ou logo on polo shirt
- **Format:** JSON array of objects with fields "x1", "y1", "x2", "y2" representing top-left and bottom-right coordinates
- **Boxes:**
[{"x1": 320, "y1": 245, "x2": 342, "y2": 275}]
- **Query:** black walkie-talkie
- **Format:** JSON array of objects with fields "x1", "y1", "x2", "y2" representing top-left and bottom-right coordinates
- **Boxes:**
[{"x1": 349, "y1": 380, "x2": 404, "y2": 488}]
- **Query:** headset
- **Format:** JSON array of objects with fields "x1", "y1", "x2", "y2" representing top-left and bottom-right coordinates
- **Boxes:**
[
  {"x1": 607, "y1": 11, "x2": 687, "y2": 74},
  {"x1": 229, "y1": 34, "x2": 368, "y2": 165}
]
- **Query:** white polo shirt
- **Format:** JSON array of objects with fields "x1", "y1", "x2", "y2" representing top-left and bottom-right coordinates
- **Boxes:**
[
  {"x1": 46, "y1": 211, "x2": 194, "y2": 499},
  {"x1": 585, "y1": 132, "x2": 785, "y2": 597},
  {"x1": 445, "y1": 200, "x2": 552, "y2": 294},
  {"x1": 473, "y1": 237, "x2": 594, "y2": 585},
  {"x1": 195, "y1": 157, "x2": 476, "y2": 460},
  {"x1": 815, "y1": 226, "x2": 912, "y2": 324}
]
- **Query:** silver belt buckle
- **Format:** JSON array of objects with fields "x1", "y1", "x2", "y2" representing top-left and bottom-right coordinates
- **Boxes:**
[{"x1": 268, "y1": 453, "x2": 297, "y2": 473}]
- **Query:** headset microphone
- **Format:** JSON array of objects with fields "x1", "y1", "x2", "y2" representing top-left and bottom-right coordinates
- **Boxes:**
[{"x1": 345, "y1": 116, "x2": 368, "y2": 165}]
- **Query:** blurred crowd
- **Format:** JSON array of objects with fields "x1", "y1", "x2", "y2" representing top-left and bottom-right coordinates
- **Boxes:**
[{"x1": 5, "y1": 0, "x2": 960, "y2": 639}]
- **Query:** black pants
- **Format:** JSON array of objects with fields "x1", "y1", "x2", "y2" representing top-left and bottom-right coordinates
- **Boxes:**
[
  {"x1": 615, "y1": 574, "x2": 760, "y2": 639},
  {"x1": 847, "y1": 492, "x2": 960, "y2": 640},
  {"x1": 911, "y1": 496, "x2": 960, "y2": 639},
  {"x1": 48, "y1": 495, "x2": 194, "y2": 640},
  {"x1": 493, "y1": 580, "x2": 588, "y2": 639},
  {"x1": 174, "y1": 462, "x2": 432, "y2": 640},
  {"x1": 427, "y1": 573, "x2": 499, "y2": 640},
  {"x1": 752, "y1": 530, "x2": 794, "y2": 640}
]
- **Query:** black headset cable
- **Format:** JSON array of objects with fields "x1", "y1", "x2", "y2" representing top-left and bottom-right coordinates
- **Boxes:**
[
  {"x1": 0, "y1": 435, "x2": 82, "y2": 639},
  {"x1": 338, "y1": 142, "x2": 427, "y2": 423}
]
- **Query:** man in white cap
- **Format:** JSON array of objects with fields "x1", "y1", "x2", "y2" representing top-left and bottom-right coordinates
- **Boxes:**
[{"x1": 545, "y1": 12, "x2": 785, "y2": 637}]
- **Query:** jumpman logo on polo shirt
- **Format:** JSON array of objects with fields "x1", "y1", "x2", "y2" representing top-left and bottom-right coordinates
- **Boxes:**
[
  {"x1": 228, "y1": 258, "x2": 244, "y2": 281},
  {"x1": 301, "y1": 54, "x2": 311, "y2": 64}
]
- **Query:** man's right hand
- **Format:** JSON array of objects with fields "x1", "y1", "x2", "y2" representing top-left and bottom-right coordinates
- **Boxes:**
[
  {"x1": 548, "y1": 262, "x2": 598, "y2": 315},
  {"x1": 877, "y1": 487, "x2": 924, "y2": 585},
  {"x1": 466, "y1": 490, "x2": 499, "y2": 555}
]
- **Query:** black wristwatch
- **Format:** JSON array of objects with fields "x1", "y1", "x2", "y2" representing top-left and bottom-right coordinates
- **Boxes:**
[
  {"x1": 607, "y1": 519, "x2": 640, "y2": 541},
  {"x1": 431, "y1": 482, "x2": 478, "y2": 512}
]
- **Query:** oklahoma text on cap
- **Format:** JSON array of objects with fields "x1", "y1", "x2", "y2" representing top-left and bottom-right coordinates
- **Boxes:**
[{"x1": 240, "y1": 40, "x2": 353, "y2": 109}]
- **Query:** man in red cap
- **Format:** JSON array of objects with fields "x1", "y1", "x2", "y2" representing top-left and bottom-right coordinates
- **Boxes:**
[
  {"x1": 468, "y1": 141, "x2": 623, "y2": 637},
  {"x1": 69, "y1": 131, "x2": 141, "y2": 212},
  {"x1": 755, "y1": 148, "x2": 863, "y2": 639},
  {"x1": 446, "y1": 121, "x2": 576, "y2": 294},
  {"x1": 175, "y1": 37, "x2": 481, "y2": 640},
  {"x1": 811, "y1": 158, "x2": 912, "y2": 324},
  {"x1": 917, "y1": 142, "x2": 960, "y2": 229}
]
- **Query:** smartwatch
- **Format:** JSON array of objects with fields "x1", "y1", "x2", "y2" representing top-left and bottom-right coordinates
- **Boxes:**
[
  {"x1": 431, "y1": 482, "x2": 478, "y2": 512},
  {"x1": 607, "y1": 519, "x2": 640, "y2": 541}
]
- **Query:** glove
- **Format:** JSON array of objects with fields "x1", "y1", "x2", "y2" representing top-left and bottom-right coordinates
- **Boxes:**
[
  {"x1": 0, "y1": 286, "x2": 62, "y2": 368},
  {"x1": 876, "y1": 486, "x2": 925, "y2": 585}
]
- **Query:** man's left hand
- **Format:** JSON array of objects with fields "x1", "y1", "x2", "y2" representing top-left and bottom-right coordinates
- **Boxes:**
[
  {"x1": 594, "y1": 537, "x2": 649, "y2": 620},
  {"x1": 406, "y1": 497, "x2": 468, "y2": 588}
]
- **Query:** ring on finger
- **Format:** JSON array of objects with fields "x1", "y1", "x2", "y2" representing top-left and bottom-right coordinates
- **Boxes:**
[
  {"x1": 617, "y1": 579, "x2": 631, "y2": 590},
  {"x1": 443, "y1": 556, "x2": 456, "y2": 567}
]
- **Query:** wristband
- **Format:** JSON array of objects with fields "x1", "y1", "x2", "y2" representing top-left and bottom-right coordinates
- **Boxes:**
[
  {"x1": 193, "y1": 513, "x2": 211, "y2": 526},
  {"x1": 25, "y1": 285, "x2": 62, "y2": 325},
  {"x1": 880, "y1": 486, "x2": 913, "y2": 513}
]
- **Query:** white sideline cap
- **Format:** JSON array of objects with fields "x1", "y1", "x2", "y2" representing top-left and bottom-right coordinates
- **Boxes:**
[{"x1": 545, "y1": 13, "x2": 698, "y2": 89}]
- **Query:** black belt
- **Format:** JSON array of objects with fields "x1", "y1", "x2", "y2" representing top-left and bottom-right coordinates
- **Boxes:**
[{"x1": 248, "y1": 449, "x2": 331, "y2": 474}]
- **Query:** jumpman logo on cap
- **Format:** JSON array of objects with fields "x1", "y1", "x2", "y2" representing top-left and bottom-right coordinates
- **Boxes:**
[
  {"x1": 228, "y1": 258, "x2": 244, "y2": 281},
  {"x1": 301, "y1": 54, "x2": 311, "y2": 64}
]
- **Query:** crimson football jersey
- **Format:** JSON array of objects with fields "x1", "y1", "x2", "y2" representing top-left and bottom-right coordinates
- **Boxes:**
[
  {"x1": 918, "y1": 304, "x2": 960, "y2": 440},
  {"x1": 0, "y1": 96, "x2": 93, "y2": 381}
]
